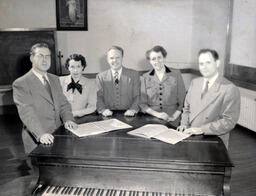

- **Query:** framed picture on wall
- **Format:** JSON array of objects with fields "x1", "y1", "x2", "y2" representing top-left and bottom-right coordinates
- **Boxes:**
[{"x1": 56, "y1": 0, "x2": 88, "y2": 30}]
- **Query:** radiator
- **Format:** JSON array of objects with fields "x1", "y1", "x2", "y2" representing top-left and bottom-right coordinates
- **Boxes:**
[{"x1": 238, "y1": 95, "x2": 256, "y2": 132}]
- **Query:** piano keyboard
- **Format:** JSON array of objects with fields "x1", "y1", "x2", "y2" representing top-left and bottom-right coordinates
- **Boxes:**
[{"x1": 39, "y1": 186, "x2": 206, "y2": 196}]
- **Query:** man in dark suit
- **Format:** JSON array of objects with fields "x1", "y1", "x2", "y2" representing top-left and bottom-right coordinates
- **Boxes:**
[
  {"x1": 177, "y1": 49, "x2": 241, "y2": 148},
  {"x1": 13, "y1": 43, "x2": 77, "y2": 154},
  {"x1": 96, "y1": 46, "x2": 140, "y2": 117}
]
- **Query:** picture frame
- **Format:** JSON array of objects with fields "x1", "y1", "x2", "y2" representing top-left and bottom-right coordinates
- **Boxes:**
[{"x1": 56, "y1": 0, "x2": 88, "y2": 31}]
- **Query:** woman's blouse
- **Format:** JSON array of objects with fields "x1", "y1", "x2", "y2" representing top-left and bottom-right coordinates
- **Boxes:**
[
  {"x1": 59, "y1": 75, "x2": 96, "y2": 114},
  {"x1": 140, "y1": 66, "x2": 186, "y2": 116}
]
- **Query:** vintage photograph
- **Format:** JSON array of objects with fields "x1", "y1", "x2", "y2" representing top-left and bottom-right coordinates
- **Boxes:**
[
  {"x1": 56, "y1": 0, "x2": 88, "y2": 30},
  {"x1": 0, "y1": 0, "x2": 256, "y2": 195}
]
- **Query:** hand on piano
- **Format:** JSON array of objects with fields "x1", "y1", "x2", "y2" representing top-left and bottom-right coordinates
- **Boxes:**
[
  {"x1": 102, "y1": 109, "x2": 113, "y2": 117},
  {"x1": 39, "y1": 133, "x2": 54, "y2": 145},
  {"x1": 183, "y1": 127, "x2": 204, "y2": 135},
  {"x1": 124, "y1": 109, "x2": 136, "y2": 117},
  {"x1": 176, "y1": 125, "x2": 188, "y2": 132},
  {"x1": 65, "y1": 120, "x2": 78, "y2": 130},
  {"x1": 155, "y1": 112, "x2": 169, "y2": 121}
]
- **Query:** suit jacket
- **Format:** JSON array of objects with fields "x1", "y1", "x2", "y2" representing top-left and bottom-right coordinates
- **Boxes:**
[
  {"x1": 96, "y1": 67, "x2": 140, "y2": 112},
  {"x1": 140, "y1": 66, "x2": 186, "y2": 116},
  {"x1": 12, "y1": 70, "x2": 74, "y2": 154},
  {"x1": 180, "y1": 76, "x2": 241, "y2": 148},
  {"x1": 59, "y1": 75, "x2": 96, "y2": 114}
]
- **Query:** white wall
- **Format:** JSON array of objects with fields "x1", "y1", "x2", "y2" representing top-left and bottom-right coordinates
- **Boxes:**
[
  {"x1": 0, "y1": 0, "x2": 230, "y2": 106},
  {"x1": 190, "y1": 0, "x2": 230, "y2": 73},
  {"x1": 230, "y1": 0, "x2": 256, "y2": 68}
]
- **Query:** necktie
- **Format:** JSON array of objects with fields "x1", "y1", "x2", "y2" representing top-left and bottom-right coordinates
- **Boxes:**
[
  {"x1": 201, "y1": 80, "x2": 209, "y2": 99},
  {"x1": 67, "y1": 77, "x2": 82, "y2": 94},
  {"x1": 42, "y1": 76, "x2": 53, "y2": 100},
  {"x1": 114, "y1": 71, "x2": 119, "y2": 85}
]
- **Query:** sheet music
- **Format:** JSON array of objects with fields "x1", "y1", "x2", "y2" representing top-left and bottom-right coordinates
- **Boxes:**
[
  {"x1": 68, "y1": 119, "x2": 132, "y2": 137},
  {"x1": 128, "y1": 124, "x2": 191, "y2": 144},
  {"x1": 153, "y1": 129, "x2": 191, "y2": 145},
  {"x1": 128, "y1": 124, "x2": 168, "y2": 138}
]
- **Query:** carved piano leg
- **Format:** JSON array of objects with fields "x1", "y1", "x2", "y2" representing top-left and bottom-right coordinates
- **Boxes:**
[{"x1": 223, "y1": 167, "x2": 232, "y2": 196}]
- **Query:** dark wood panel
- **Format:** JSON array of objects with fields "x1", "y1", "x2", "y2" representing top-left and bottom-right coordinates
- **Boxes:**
[{"x1": 0, "y1": 29, "x2": 59, "y2": 86}]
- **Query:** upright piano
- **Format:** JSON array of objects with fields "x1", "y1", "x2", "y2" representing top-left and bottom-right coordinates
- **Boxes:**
[{"x1": 30, "y1": 112, "x2": 233, "y2": 196}]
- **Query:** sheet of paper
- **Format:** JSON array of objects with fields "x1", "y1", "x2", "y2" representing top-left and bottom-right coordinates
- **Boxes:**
[
  {"x1": 68, "y1": 119, "x2": 132, "y2": 137},
  {"x1": 128, "y1": 124, "x2": 168, "y2": 138},
  {"x1": 153, "y1": 129, "x2": 191, "y2": 145}
]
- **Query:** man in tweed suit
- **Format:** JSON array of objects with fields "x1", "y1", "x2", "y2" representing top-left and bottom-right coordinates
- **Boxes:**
[{"x1": 13, "y1": 43, "x2": 77, "y2": 154}]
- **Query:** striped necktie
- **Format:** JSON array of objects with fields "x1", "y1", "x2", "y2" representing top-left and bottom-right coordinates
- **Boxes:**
[{"x1": 114, "y1": 71, "x2": 119, "y2": 85}]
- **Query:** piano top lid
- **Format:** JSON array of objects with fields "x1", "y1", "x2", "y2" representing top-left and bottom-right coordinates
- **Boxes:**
[{"x1": 29, "y1": 134, "x2": 233, "y2": 167}]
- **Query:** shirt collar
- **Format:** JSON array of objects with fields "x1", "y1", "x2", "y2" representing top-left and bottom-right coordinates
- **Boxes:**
[
  {"x1": 32, "y1": 68, "x2": 48, "y2": 84},
  {"x1": 111, "y1": 67, "x2": 122, "y2": 79},
  {"x1": 204, "y1": 72, "x2": 219, "y2": 89},
  {"x1": 149, "y1": 65, "x2": 171, "y2": 75}
]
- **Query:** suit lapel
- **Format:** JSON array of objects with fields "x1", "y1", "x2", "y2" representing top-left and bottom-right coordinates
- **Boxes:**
[
  {"x1": 47, "y1": 74, "x2": 58, "y2": 105},
  {"x1": 28, "y1": 71, "x2": 54, "y2": 105},
  {"x1": 189, "y1": 77, "x2": 221, "y2": 122}
]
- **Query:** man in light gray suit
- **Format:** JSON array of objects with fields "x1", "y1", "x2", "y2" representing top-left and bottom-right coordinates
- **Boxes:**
[
  {"x1": 13, "y1": 43, "x2": 77, "y2": 154},
  {"x1": 96, "y1": 46, "x2": 140, "y2": 117},
  {"x1": 177, "y1": 49, "x2": 241, "y2": 149}
]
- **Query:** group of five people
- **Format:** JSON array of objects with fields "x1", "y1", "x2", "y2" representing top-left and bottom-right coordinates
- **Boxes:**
[{"x1": 12, "y1": 43, "x2": 240, "y2": 155}]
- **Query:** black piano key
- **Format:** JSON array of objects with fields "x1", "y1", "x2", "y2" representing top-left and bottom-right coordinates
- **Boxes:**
[
  {"x1": 113, "y1": 190, "x2": 117, "y2": 196},
  {"x1": 83, "y1": 188, "x2": 89, "y2": 196},
  {"x1": 74, "y1": 187, "x2": 80, "y2": 195},
  {"x1": 47, "y1": 186, "x2": 53, "y2": 193},
  {"x1": 56, "y1": 186, "x2": 61, "y2": 194},
  {"x1": 135, "y1": 191, "x2": 139, "y2": 196},
  {"x1": 106, "y1": 189, "x2": 111, "y2": 196},
  {"x1": 43, "y1": 185, "x2": 50, "y2": 194},
  {"x1": 52, "y1": 186, "x2": 57, "y2": 194},
  {"x1": 128, "y1": 190, "x2": 132, "y2": 196},
  {"x1": 69, "y1": 187, "x2": 74, "y2": 194},
  {"x1": 145, "y1": 192, "x2": 149, "y2": 196},
  {"x1": 61, "y1": 187, "x2": 67, "y2": 194},
  {"x1": 85, "y1": 188, "x2": 90, "y2": 195},
  {"x1": 110, "y1": 189, "x2": 114, "y2": 196},
  {"x1": 96, "y1": 189, "x2": 101, "y2": 196},
  {"x1": 123, "y1": 190, "x2": 127, "y2": 196},
  {"x1": 55, "y1": 186, "x2": 61, "y2": 194},
  {"x1": 142, "y1": 192, "x2": 145, "y2": 196},
  {"x1": 90, "y1": 188, "x2": 96, "y2": 196},
  {"x1": 87, "y1": 188, "x2": 93, "y2": 196},
  {"x1": 65, "y1": 187, "x2": 71, "y2": 194},
  {"x1": 100, "y1": 189, "x2": 105, "y2": 196},
  {"x1": 78, "y1": 187, "x2": 83, "y2": 195}
]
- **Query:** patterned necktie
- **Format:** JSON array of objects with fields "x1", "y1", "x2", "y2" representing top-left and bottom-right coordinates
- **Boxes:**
[
  {"x1": 42, "y1": 76, "x2": 53, "y2": 100},
  {"x1": 114, "y1": 71, "x2": 119, "y2": 85},
  {"x1": 201, "y1": 80, "x2": 209, "y2": 99}
]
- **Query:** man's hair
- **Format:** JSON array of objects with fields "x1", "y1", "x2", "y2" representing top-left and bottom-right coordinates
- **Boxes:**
[
  {"x1": 198, "y1": 49, "x2": 219, "y2": 61},
  {"x1": 30, "y1": 43, "x2": 50, "y2": 56},
  {"x1": 65, "y1": 53, "x2": 87, "y2": 70},
  {"x1": 146, "y1": 45, "x2": 167, "y2": 60},
  {"x1": 107, "y1": 46, "x2": 124, "y2": 57}
]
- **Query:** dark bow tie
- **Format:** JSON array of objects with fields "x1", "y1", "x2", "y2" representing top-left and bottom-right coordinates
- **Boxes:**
[{"x1": 67, "y1": 78, "x2": 82, "y2": 94}]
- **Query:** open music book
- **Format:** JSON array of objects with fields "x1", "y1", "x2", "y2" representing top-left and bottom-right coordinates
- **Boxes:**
[
  {"x1": 68, "y1": 119, "x2": 132, "y2": 137},
  {"x1": 128, "y1": 124, "x2": 191, "y2": 145}
]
